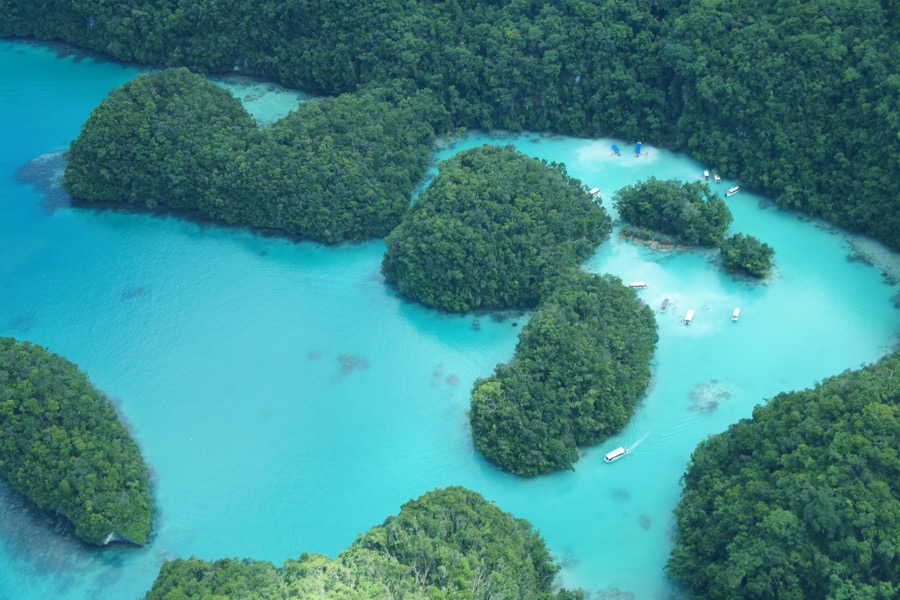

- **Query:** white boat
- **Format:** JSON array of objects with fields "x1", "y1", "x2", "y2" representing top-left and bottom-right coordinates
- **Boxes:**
[
  {"x1": 732, "y1": 307, "x2": 741, "y2": 322},
  {"x1": 684, "y1": 309, "x2": 695, "y2": 325},
  {"x1": 604, "y1": 447, "x2": 627, "y2": 463},
  {"x1": 714, "y1": 174, "x2": 721, "y2": 183},
  {"x1": 589, "y1": 187, "x2": 600, "y2": 196},
  {"x1": 726, "y1": 186, "x2": 741, "y2": 197},
  {"x1": 703, "y1": 169, "x2": 709, "y2": 180},
  {"x1": 628, "y1": 281, "x2": 647, "y2": 289}
]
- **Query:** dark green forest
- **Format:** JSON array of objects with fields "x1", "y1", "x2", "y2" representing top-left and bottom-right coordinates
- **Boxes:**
[
  {"x1": 470, "y1": 272, "x2": 657, "y2": 476},
  {"x1": 145, "y1": 486, "x2": 583, "y2": 599},
  {"x1": 720, "y1": 233, "x2": 776, "y2": 278},
  {"x1": 613, "y1": 177, "x2": 733, "y2": 247},
  {"x1": 64, "y1": 68, "x2": 436, "y2": 243},
  {"x1": 0, "y1": 338, "x2": 152, "y2": 546},
  {"x1": 668, "y1": 351, "x2": 900, "y2": 599},
  {"x1": 3, "y1": 0, "x2": 897, "y2": 249},
  {"x1": 381, "y1": 145, "x2": 611, "y2": 312}
]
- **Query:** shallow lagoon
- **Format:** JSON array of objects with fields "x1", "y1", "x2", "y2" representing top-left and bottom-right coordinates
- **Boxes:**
[{"x1": 1, "y1": 40, "x2": 898, "y2": 599}]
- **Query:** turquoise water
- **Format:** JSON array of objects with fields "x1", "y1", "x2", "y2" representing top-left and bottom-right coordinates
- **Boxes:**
[{"x1": 1, "y1": 40, "x2": 898, "y2": 600}]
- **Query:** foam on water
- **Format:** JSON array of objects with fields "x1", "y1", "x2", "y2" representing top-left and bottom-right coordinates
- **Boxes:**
[{"x1": 1, "y1": 40, "x2": 898, "y2": 599}]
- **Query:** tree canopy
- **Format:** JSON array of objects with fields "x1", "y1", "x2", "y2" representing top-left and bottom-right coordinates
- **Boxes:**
[
  {"x1": 0, "y1": 338, "x2": 152, "y2": 545},
  {"x1": 4, "y1": 0, "x2": 896, "y2": 249},
  {"x1": 381, "y1": 145, "x2": 612, "y2": 312},
  {"x1": 470, "y1": 271, "x2": 658, "y2": 476},
  {"x1": 667, "y1": 351, "x2": 900, "y2": 599},
  {"x1": 720, "y1": 233, "x2": 776, "y2": 279},
  {"x1": 63, "y1": 68, "x2": 436, "y2": 243},
  {"x1": 613, "y1": 177, "x2": 733, "y2": 247},
  {"x1": 145, "y1": 486, "x2": 583, "y2": 599}
]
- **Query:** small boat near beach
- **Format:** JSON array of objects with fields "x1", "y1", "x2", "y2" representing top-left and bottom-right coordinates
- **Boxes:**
[
  {"x1": 684, "y1": 309, "x2": 695, "y2": 325},
  {"x1": 714, "y1": 174, "x2": 721, "y2": 183},
  {"x1": 604, "y1": 447, "x2": 627, "y2": 463},
  {"x1": 628, "y1": 281, "x2": 648, "y2": 289},
  {"x1": 726, "y1": 186, "x2": 741, "y2": 197}
]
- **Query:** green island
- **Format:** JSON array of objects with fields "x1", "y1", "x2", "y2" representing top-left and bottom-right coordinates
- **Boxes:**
[
  {"x1": 667, "y1": 350, "x2": 900, "y2": 599},
  {"x1": 720, "y1": 233, "x2": 776, "y2": 279},
  {"x1": 0, "y1": 337, "x2": 152, "y2": 546},
  {"x1": 4, "y1": 0, "x2": 896, "y2": 250},
  {"x1": 470, "y1": 272, "x2": 657, "y2": 476},
  {"x1": 614, "y1": 177, "x2": 733, "y2": 248},
  {"x1": 64, "y1": 68, "x2": 436, "y2": 243},
  {"x1": 145, "y1": 486, "x2": 583, "y2": 599},
  {"x1": 381, "y1": 145, "x2": 612, "y2": 312}
]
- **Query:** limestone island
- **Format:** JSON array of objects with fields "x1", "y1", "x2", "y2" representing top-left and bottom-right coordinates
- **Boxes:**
[
  {"x1": 381, "y1": 144, "x2": 612, "y2": 312},
  {"x1": 145, "y1": 486, "x2": 584, "y2": 599},
  {"x1": 0, "y1": 337, "x2": 152, "y2": 546},
  {"x1": 470, "y1": 271, "x2": 658, "y2": 476}
]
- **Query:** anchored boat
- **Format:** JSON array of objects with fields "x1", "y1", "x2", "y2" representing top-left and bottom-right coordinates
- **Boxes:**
[{"x1": 726, "y1": 186, "x2": 741, "y2": 197}]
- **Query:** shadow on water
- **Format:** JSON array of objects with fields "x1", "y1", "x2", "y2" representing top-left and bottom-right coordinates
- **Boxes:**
[
  {"x1": 16, "y1": 152, "x2": 71, "y2": 213},
  {"x1": 0, "y1": 480, "x2": 136, "y2": 595}
]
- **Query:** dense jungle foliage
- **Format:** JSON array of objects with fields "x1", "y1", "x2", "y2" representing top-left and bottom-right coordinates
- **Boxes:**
[
  {"x1": 3, "y1": 0, "x2": 897, "y2": 249},
  {"x1": 0, "y1": 338, "x2": 152, "y2": 545},
  {"x1": 145, "y1": 486, "x2": 583, "y2": 599},
  {"x1": 381, "y1": 145, "x2": 611, "y2": 311},
  {"x1": 63, "y1": 68, "x2": 436, "y2": 243},
  {"x1": 720, "y1": 233, "x2": 775, "y2": 278},
  {"x1": 613, "y1": 177, "x2": 733, "y2": 247},
  {"x1": 667, "y1": 351, "x2": 900, "y2": 599},
  {"x1": 470, "y1": 272, "x2": 657, "y2": 476}
]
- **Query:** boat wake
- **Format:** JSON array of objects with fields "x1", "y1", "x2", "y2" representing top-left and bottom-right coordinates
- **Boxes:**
[{"x1": 626, "y1": 433, "x2": 650, "y2": 453}]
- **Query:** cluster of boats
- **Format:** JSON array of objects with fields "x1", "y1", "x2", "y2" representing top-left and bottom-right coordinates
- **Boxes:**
[
  {"x1": 703, "y1": 168, "x2": 741, "y2": 196},
  {"x1": 629, "y1": 283, "x2": 742, "y2": 325}
]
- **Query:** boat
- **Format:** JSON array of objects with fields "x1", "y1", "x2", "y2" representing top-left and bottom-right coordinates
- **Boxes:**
[
  {"x1": 703, "y1": 169, "x2": 709, "y2": 180},
  {"x1": 661, "y1": 298, "x2": 670, "y2": 312},
  {"x1": 714, "y1": 174, "x2": 721, "y2": 183},
  {"x1": 732, "y1": 307, "x2": 741, "y2": 322},
  {"x1": 589, "y1": 187, "x2": 600, "y2": 196},
  {"x1": 726, "y1": 186, "x2": 741, "y2": 197},
  {"x1": 604, "y1": 447, "x2": 627, "y2": 463},
  {"x1": 611, "y1": 144, "x2": 621, "y2": 156},
  {"x1": 684, "y1": 309, "x2": 695, "y2": 325},
  {"x1": 628, "y1": 281, "x2": 647, "y2": 289},
  {"x1": 635, "y1": 141, "x2": 642, "y2": 157}
]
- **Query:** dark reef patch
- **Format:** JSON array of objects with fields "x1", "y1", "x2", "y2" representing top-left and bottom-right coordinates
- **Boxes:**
[
  {"x1": 639, "y1": 514, "x2": 651, "y2": 530},
  {"x1": 337, "y1": 354, "x2": 369, "y2": 374},
  {"x1": 16, "y1": 151, "x2": 71, "y2": 213},
  {"x1": 4, "y1": 315, "x2": 35, "y2": 332},
  {"x1": 689, "y1": 380, "x2": 731, "y2": 413},
  {"x1": 120, "y1": 285, "x2": 149, "y2": 300}
]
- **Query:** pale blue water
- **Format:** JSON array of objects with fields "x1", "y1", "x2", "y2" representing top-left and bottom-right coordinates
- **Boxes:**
[{"x1": 1, "y1": 40, "x2": 898, "y2": 600}]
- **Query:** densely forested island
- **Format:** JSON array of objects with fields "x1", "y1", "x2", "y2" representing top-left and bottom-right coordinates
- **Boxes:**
[
  {"x1": 668, "y1": 351, "x2": 899, "y2": 599},
  {"x1": 64, "y1": 68, "x2": 436, "y2": 243},
  {"x1": 4, "y1": 0, "x2": 896, "y2": 250},
  {"x1": 613, "y1": 177, "x2": 732, "y2": 247},
  {"x1": 470, "y1": 272, "x2": 657, "y2": 476},
  {"x1": 0, "y1": 338, "x2": 152, "y2": 545},
  {"x1": 381, "y1": 145, "x2": 611, "y2": 312},
  {"x1": 720, "y1": 233, "x2": 776, "y2": 279},
  {"x1": 145, "y1": 486, "x2": 583, "y2": 598}
]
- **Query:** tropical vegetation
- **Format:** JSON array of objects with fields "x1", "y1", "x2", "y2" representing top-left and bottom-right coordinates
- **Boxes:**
[
  {"x1": 63, "y1": 68, "x2": 436, "y2": 243},
  {"x1": 3, "y1": 0, "x2": 896, "y2": 249},
  {"x1": 381, "y1": 145, "x2": 612, "y2": 311},
  {"x1": 145, "y1": 486, "x2": 583, "y2": 599},
  {"x1": 668, "y1": 351, "x2": 900, "y2": 599},
  {"x1": 0, "y1": 337, "x2": 152, "y2": 545},
  {"x1": 613, "y1": 177, "x2": 733, "y2": 247},
  {"x1": 470, "y1": 272, "x2": 657, "y2": 476},
  {"x1": 720, "y1": 233, "x2": 776, "y2": 278}
]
